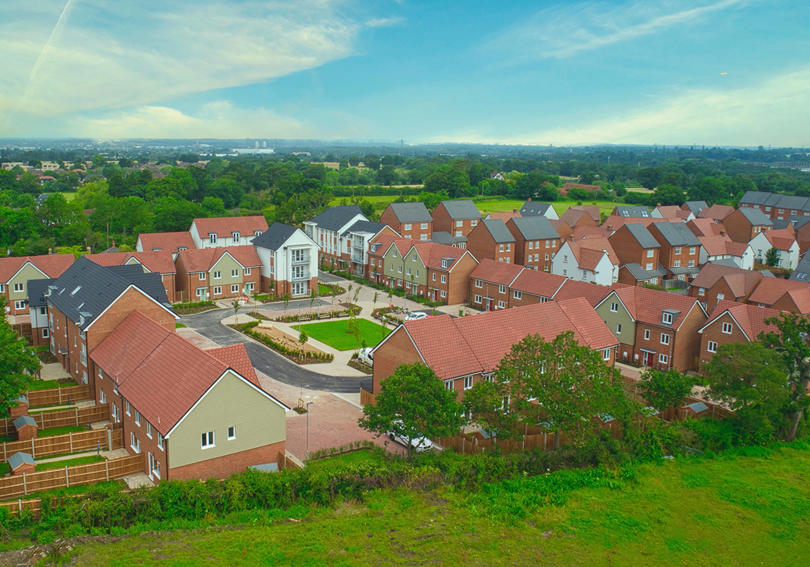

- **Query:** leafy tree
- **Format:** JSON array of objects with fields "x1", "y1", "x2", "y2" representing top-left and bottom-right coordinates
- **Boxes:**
[
  {"x1": 0, "y1": 303, "x2": 41, "y2": 417},
  {"x1": 462, "y1": 377, "x2": 521, "y2": 441},
  {"x1": 360, "y1": 363, "x2": 464, "y2": 455},
  {"x1": 424, "y1": 165, "x2": 470, "y2": 198},
  {"x1": 652, "y1": 184, "x2": 686, "y2": 206},
  {"x1": 638, "y1": 368, "x2": 696, "y2": 414},
  {"x1": 765, "y1": 247, "x2": 780, "y2": 267}
]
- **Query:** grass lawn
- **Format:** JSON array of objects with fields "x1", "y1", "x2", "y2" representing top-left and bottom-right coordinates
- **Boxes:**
[
  {"x1": 0, "y1": 462, "x2": 9, "y2": 475},
  {"x1": 26, "y1": 379, "x2": 78, "y2": 391},
  {"x1": 57, "y1": 443, "x2": 810, "y2": 565},
  {"x1": 472, "y1": 198, "x2": 525, "y2": 213},
  {"x1": 293, "y1": 319, "x2": 390, "y2": 351},
  {"x1": 37, "y1": 425, "x2": 86, "y2": 438},
  {"x1": 175, "y1": 322, "x2": 186, "y2": 328},
  {"x1": 35, "y1": 455, "x2": 104, "y2": 472}
]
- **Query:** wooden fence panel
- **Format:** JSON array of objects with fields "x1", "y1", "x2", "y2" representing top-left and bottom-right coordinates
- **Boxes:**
[
  {"x1": 26, "y1": 385, "x2": 92, "y2": 408},
  {"x1": 0, "y1": 429, "x2": 110, "y2": 462},
  {"x1": 360, "y1": 388, "x2": 376, "y2": 406},
  {"x1": 0, "y1": 498, "x2": 41, "y2": 516},
  {"x1": 1, "y1": 405, "x2": 110, "y2": 436}
]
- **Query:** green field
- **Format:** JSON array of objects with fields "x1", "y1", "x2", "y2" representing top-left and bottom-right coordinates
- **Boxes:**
[
  {"x1": 293, "y1": 318, "x2": 390, "y2": 350},
  {"x1": 54, "y1": 443, "x2": 810, "y2": 566}
]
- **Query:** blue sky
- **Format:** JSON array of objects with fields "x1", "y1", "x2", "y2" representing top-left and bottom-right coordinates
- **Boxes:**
[{"x1": 1, "y1": 0, "x2": 808, "y2": 145}]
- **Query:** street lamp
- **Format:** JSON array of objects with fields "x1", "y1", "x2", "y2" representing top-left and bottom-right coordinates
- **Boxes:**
[{"x1": 305, "y1": 401, "x2": 314, "y2": 460}]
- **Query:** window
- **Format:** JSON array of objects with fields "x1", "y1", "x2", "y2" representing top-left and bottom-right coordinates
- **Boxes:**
[
  {"x1": 99, "y1": 389, "x2": 106, "y2": 404},
  {"x1": 232, "y1": 231, "x2": 240, "y2": 243},
  {"x1": 674, "y1": 247, "x2": 682, "y2": 255},
  {"x1": 646, "y1": 249, "x2": 654, "y2": 258},
  {"x1": 0, "y1": 284, "x2": 3, "y2": 292},
  {"x1": 440, "y1": 290, "x2": 446, "y2": 298},
  {"x1": 404, "y1": 223, "x2": 412, "y2": 231},
  {"x1": 231, "y1": 269, "x2": 239, "y2": 277},
  {"x1": 475, "y1": 279, "x2": 482, "y2": 288},
  {"x1": 464, "y1": 376, "x2": 473, "y2": 390},
  {"x1": 497, "y1": 300, "x2": 505, "y2": 309},
  {"x1": 196, "y1": 287, "x2": 207, "y2": 298},
  {"x1": 13, "y1": 282, "x2": 24, "y2": 292},
  {"x1": 698, "y1": 288, "x2": 705, "y2": 296},
  {"x1": 658, "y1": 354, "x2": 669, "y2": 364},
  {"x1": 545, "y1": 253, "x2": 550, "y2": 261},
  {"x1": 125, "y1": 401, "x2": 130, "y2": 415},
  {"x1": 498, "y1": 284, "x2": 506, "y2": 294},
  {"x1": 231, "y1": 284, "x2": 239, "y2": 293},
  {"x1": 158, "y1": 434, "x2": 164, "y2": 450},
  {"x1": 444, "y1": 380, "x2": 454, "y2": 391},
  {"x1": 471, "y1": 219, "x2": 478, "y2": 226},
  {"x1": 474, "y1": 294, "x2": 482, "y2": 303},
  {"x1": 662, "y1": 312, "x2": 674, "y2": 325},
  {"x1": 513, "y1": 290, "x2": 522, "y2": 300},
  {"x1": 398, "y1": 266, "x2": 402, "y2": 273},
  {"x1": 528, "y1": 241, "x2": 533, "y2": 250},
  {"x1": 660, "y1": 333, "x2": 670, "y2": 345},
  {"x1": 689, "y1": 247, "x2": 696, "y2": 255},
  {"x1": 603, "y1": 349, "x2": 610, "y2": 361},
  {"x1": 42, "y1": 328, "x2": 49, "y2": 338},
  {"x1": 146, "y1": 423, "x2": 152, "y2": 439},
  {"x1": 134, "y1": 410, "x2": 140, "y2": 426},
  {"x1": 201, "y1": 431, "x2": 215, "y2": 449},
  {"x1": 440, "y1": 274, "x2": 447, "y2": 284},
  {"x1": 616, "y1": 324, "x2": 622, "y2": 334},
  {"x1": 244, "y1": 267, "x2": 251, "y2": 276},
  {"x1": 199, "y1": 272, "x2": 206, "y2": 280},
  {"x1": 721, "y1": 322, "x2": 733, "y2": 334},
  {"x1": 716, "y1": 293, "x2": 725, "y2": 300},
  {"x1": 707, "y1": 341, "x2": 718, "y2": 353},
  {"x1": 506, "y1": 243, "x2": 511, "y2": 252},
  {"x1": 432, "y1": 273, "x2": 436, "y2": 281},
  {"x1": 610, "y1": 302, "x2": 618, "y2": 312},
  {"x1": 246, "y1": 282, "x2": 254, "y2": 292},
  {"x1": 644, "y1": 329, "x2": 651, "y2": 340},
  {"x1": 688, "y1": 259, "x2": 695, "y2": 267},
  {"x1": 213, "y1": 286, "x2": 222, "y2": 295},
  {"x1": 213, "y1": 271, "x2": 221, "y2": 279},
  {"x1": 420, "y1": 223, "x2": 428, "y2": 229},
  {"x1": 130, "y1": 432, "x2": 140, "y2": 453},
  {"x1": 499, "y1": 244, "x2": 504, "y2": 252},
  {"x1": 14, "y1": 300, "x2": 25, "y2": 310},
  {"x1": 228, "y1": 426, "x2": 236, "y2": 440}
]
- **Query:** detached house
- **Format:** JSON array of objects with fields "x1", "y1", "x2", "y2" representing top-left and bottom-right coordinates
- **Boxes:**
[
  {"x1": 505, "y1": 216, "x2": 560, "y2": 271},
  {"x1": 467, "y1": 218, "x2": 516, "y2": 264},
  {"x1": 749, "y1": 228, "x2": 799, "y2": 269},
  {"x1": 175, "y1": 247, "x2": 261, "y2": 301},
  {"x1": 609, "y1": 224, "x2": 665, "y2": 287},
  {"x1": 648, "y1": 222, "x2": 702, "y2": 281},
  {"x1": 595, "y1": 286, "x2": 707, "y2": 371},
  {"x1": 551, "y1": 237, "x2": 618, "y2": 286},
  {"x1": 91, "y1": 310, "x2": 288, "y2": 482},
  {"x1": 697, "y1": 301, "x2": 779, "y2": 371},
  {"x1": 84, "y1": 250, "x2": 177, "y2": 303},
  {"x1": 0, "y1": 254, "x2": 73, "y2": 317},
  {"x1": 303, "y1": 205, "x2": 367, "y2": 268},
  {"x1": 431, "y1": 200, "x2": 481, "y2": 237},
  {"x1": 697, "y1": 235, "x2": 755, "y2": 270},
  {"x1": 380, "y1": 202, "x2": 433, "y2": 241},
  {"x1": 136, "y1": 232, "x2": 195, "y2": 257},
  {"x1": 723, "y1": 208, "x2": 773, "y2": 243},
  {"x1": 253, "y1": 223, "x2": 319, "y2": 297},
  {"x1": 189, "y1": 216, "x2": 269, "y2": 249}
]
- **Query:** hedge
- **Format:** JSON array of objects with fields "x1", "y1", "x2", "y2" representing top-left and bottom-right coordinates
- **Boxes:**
[{"x1": 234, "y1": 322, "x2": 334, "y2": 364}]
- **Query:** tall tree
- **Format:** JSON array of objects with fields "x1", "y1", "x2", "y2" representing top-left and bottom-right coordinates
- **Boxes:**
[{"x1": 0, "y1": 302, "x2": 41, "y2": 417}]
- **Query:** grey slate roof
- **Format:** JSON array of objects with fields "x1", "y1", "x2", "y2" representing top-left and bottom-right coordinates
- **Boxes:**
[
  {"x1": 440, "y1": 200, "x2": 481, "y2": 219},
  {"x1": 481, "y1": 218, "x2": 515, "y2": 243},
  {"x1": 669, "y1": 266, "x2": 700, "y2": 276},
  {"x1": 623, "y1": 263, "x2": 667, "y2": 280},
  {"x1": 27, "y1": 278, "x2": 55, "y2": 308},
  {"x1": 342, "y1": 220, "x2": 387, "y2": 237},
  {"x1": 739, "y1": 191, "x2": 771, "y2": 205},
  {"x1": 253, "y1": 223, "x2": 298, "y2": 251},
  {"x1": 653, "y1": 222, "x2": 701, "y2": 246},
  {"x1": 520, "y1": 201, "x2": 554, "y2": 217},
  {"x1": 625, "y1": 223, "x2": 660, "y2": 248},
  {"x1": 710, "y1": 258, "x2": 741, "y2": 268},
  {"x1": 739, "y1": 191, "x2": 810, "y2": 212},
  {"x1": 431, "y1": 231, "x2": 467, "y2": 246},
  {"x1": 13, "y1": 416, "x2": 36, "y2": 429},
  {"x1": 683, "y1": 201, "x2": 707, "y2": 215},
  {"x1": 388, "y1": 202, "x2": 432, "y2": 223},
  {"x1": 306, "y1": 205, "x2": 364, "y2": 231},
  {"x1": 790, "y1": 254, "x2": 810, "y2": 281},
  {"x1": 8, "y1": 452, "x2": 34, "y2": 470},
  {"x1": 47, "y1": 256, "x2": 171, "y2": 331},
  {"x1": 509, "y1": 216, "x2": 559, "y2": 240},
  {"x1": 739, "y1": 207, "x2": 773, "y2": 226},
  {"x1": 614, "y1": 205, "x2": 651, "y2": 218}
]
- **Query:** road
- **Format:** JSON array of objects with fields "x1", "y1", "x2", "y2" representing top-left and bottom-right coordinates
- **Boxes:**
[{"x1": 181, "y1": 303, "x2": 372, "y2": 393}]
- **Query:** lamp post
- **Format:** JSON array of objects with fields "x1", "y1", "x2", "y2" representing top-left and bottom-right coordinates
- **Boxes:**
[{"x1": 305, "y1": 401, "x2": 314, "y2": 460}]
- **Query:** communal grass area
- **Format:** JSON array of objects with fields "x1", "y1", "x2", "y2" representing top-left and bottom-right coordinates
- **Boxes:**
[
  {"x1": 34, "y1": 455, "x2": 104, "y2": 472},
  {"x1": 293, "y1": 318, "x2": 390, "y2": 351},
  {"x1": 55, "y1": 443, "x2": 810, "y2": 566}
]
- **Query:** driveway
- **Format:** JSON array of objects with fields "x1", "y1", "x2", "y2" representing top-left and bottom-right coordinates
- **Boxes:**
[{"x1": 181, "y1": 306, "x2": 372, "y2": 393}]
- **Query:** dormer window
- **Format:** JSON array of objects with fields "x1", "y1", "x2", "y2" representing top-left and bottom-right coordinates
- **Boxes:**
[
  {"x1": 662, "y1": 312, "x2": 674, "y2": 325},
  {"x1": 232, "y1": 231, "x2": 240, "y2": 243},
  {"x1": 254, "y1": 230, "x2": 262, "y2": 237},
  {"x1": 209, "y1": 233, "x2": 217, "y2": 244}
]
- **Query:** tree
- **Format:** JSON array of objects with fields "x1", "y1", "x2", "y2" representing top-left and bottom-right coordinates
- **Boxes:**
[
  {"x1": 638, "y1": 368, "x2": 697, "y2": 415},
  {"x1": 299, "y1": 330, "x2": 308, "y2": 345},
  {"x1": 232, "y1": 300, "x2": 241, "y2": 325},
  {"x1": 760, "y1": 313, "x2": 810, "y2": 440},
  {"x1": 0, "y1": 303, "x2": 40, "y2": 417},
  {"x1": 423, "y1": 166, "x2": 470, "y2": 198},
  {"x1": 359, "y1": 363, "x2": 464, "y2": 455},
  {"x1": 462, "y1": 377, "x2": 521, "y2": 441},
  {"x1": 765, "y1": 247, "x2": 780, "y2": 267},
  {"x1": 652, "y1": 184, "x2": 686, "y2": 206}
]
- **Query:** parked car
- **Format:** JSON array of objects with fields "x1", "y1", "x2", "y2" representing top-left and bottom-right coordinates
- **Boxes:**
[
  {"x1": 357, "y1": 347, "x2": 374, "y2": 367},
  {"x1": 387, "y1": 420, "x2": 434, "y2": 452},
  {"x1": 403, "y1": 311, "x2": 428, "y2": 321}
]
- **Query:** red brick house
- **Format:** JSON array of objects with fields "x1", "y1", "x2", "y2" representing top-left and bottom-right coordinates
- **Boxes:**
[
  {"x1": 380, "y1": 202, "x2": 433, "y2": 241},
  {"x1": 558, "y1": 206, "x2": 599, "y2": 230},
  {"x1": 697, "y1": 300, "x2": 779, "y2": 371},
  {"x1": 696, "y1": 204, "x2": 735, "y2": 222},
  {"x1": 508, "y1": 269, "x2": 567, "y2": 307},
  {"x1": 91, "y1": 311, "x2": 288, "y2": 482},
  {"x1": 190, "y1": 215, "x2": 269, "y2": 249},
  {"x1": 771, "y1": 286, "x2": 810, "y2": 314},
  {"x1": 371, "y1": 297, "x2": 619, "y2": 398},
  {"x1": 466, "y1": 218, "x2": 515, "y2": 264},
  {"x1": 412, "y1": 242, "x2": 479, "y2": 305},
  {"x1": 689, "y1": 263, "x2": 764, "y2": 312},
  {"x1": 469, "y1": 259, "x2": 524, "y2": 311},
  {"x1": 84, "y1": 250, "x2": 178, "y2": 303},
  {"x1": 505, "y1": 216, "x2": 560, "y2": 271},
  {"x1": 552, "y1": 279, "x2": 616, "y2": 307},
  {"x1": 431, "y1": 200, "x2": 481, "y2": 237},
  {"x1": 609, "y1": 224, "x2": 666, "y2": 286},
  {"x1": 647, "y1": 222, "x2": 702, "y2": 282},
  {"x1": 175, "y1": 246, "x2": 261, "y2": 302},
  {"x1": 747, "y1": 277, "x2": 809, "y2": 309},
  {"x1": 722, "y1": 208, "x2": 773, "y2": 243}
]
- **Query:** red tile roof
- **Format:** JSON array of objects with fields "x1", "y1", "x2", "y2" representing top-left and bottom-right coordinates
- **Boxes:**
[
  {"x1": 369, "y1": 233, "x2": 399, "y2": 257},
  {"x1": 192, "y1": 216, "x2": 268, "y2": 238},
  {"x1": 781, "y1": 287, "x2": 810, "y2": 314},
  {"x1": 177, "y1": 246, "x2": 260, "y2": 273},
  {"x1": 84, "y1": 250, "x2": 176, "y2": 274},
  {"x1": 470, "y1": 258, "x2": 523, "y2": 286},
  {"x1": 602, "y1": 215, "x2": 668, "y2": 233},
  {"x1": 552, "y1": 279, "x2": 616, "y2": 306},
  {"x1": 701, "y1": 300, "x2": 779, "y2": 341},
  {"x1": 510, "y1": 269, "x2": 567, "y2": 298},
  {"x1": 0, "y1": 254, "x2": 74, "y2": 282},
  {"x1": 691, "y1": 263, "x2": 762, "y2": 296},
  {"x1": 686, "y1": 218, "x2": 726, "y2": 238},
  {"x1": 91, "y1": 311, "x2": 265, "y2": 435},
  {"x1": 764, "y1": 229, "x2": 796, "y2": 251},
  {"x1": 655, "y1": 206, "x2": 691, "y2": 220},
  {"x1": 696, "y1": 204, "x2": 735, "y2": 221},
  {"x1": 698, "y1": 235, "x2": 736, "y2": 257},
  {"x1": 606, "y1": 286, "x2": 706, "y2": 328},
  {"x1": 137, "y1": 231, "x2": 195, "y2": 253},
  {"x1": 486, "y1": 211, "x2": 521, "y2": 222},
  {"x1": 559, "y1": 206, "x2": 599, "y2": 227},
  {"x1": 412, "y1": 241, "x2": 467, "y2": 270},
  {"x1": 566, "y1": 237, "x2": 619, "y2": 269},
  {"x1": 399, "y1": 297, "x2": 618, "y2": 379},
  {"x1": 748, "y1": 277, "x2": 809, "y2": 307},
  {"x1": 206, "y1": 344, "x2": 258, "y2": 383}
]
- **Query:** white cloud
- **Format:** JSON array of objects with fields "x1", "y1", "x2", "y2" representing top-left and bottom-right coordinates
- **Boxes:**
[{"x1": 485, "y1": 0, "x2": 747, "y2": 60}]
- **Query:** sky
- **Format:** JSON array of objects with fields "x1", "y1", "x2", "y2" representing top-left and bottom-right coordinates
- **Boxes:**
[{"x1": 0, "y1": 0, "x2": 808, "y2": 146}]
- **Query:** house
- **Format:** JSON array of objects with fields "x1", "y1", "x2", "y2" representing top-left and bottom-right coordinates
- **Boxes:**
[
  {"x1": 747, "y1": 277, "x2": 809, "y2": 310},
  {"x1": 136, "y1": 231, "x2": 195, "y2": 257},
  {"x1": 771, "y1": 286, "x2": 810, "y2": 314},
  {"x1": 789, "y1": 253, "x2": 810, "y2": 282},
  {"x1": 682, "y1": 201, "x2": 708, "y2": 216},
  {"x1": 378, "y1": 238, "x2": 419, "y2": 291},
  {"x1": 253, "y1": 223, "x2": 319, "y2": 297},
  {"x1": 697, "y1": 235, "x2": 755, "y2": 270},
  {"x1": 303, "y1": 205, "x2": 367, "y2": 268},
  {"x1": 595, "y1": 286, "x2": 708, "y2": 371},
  {"x1": 469, "y1": 259, "x2": 524, "y2": 311},
  {"x1": 519, "y1": 200, "x2": 559, "y2": 220},
  {"x1": 558, "y1": 206, "x2": 600, "y2": 229},
  {"x1": 343, "y1": 221, "x2": 398, "y2": 276},
  {"x1": 723, "y1": 208, "x2": 773, "y2": 243},
  {"x1": 790, "y1": 217, "x2": 810, "y2": 255},
  {"x1": 505, "y1": 216, "x2": 560, "y2": 271},
  {"x1": 466, "y1": 218, "x2": 516, "y2": 264},
  {"x1": 26, "y1": 279, "x2": 53, "y2": 346},
  {"x1": 380, "y1": 202, "x2": 433, "y2": 241},
  {"x1": 748, "y1": 228, "x2": 799, "y2": 269},
  {"x1": 412, "y1": 242, "x2": 478, "y2": 304},
  {"x1": 611, "y1": 205, "x2": 652, "y2": 218},
  {"x1": 696, "y1": 204, "x2": 735, "y2": 222},
  {"x1": 508, "y1": 268, "x2": 567, "y2": 308},
  {"x1": 91, "y1": 310, "x2": 288, "y2": 481},
  {"x1": 189, "y1": 216, "x2": 269, "y2": 249},
  {"x1": 608, "y1": 224, "x2": 664, "y2": 286},
  {"x1": 367, "y1": 233, "x2": 400, "y2": 285},
  {"x1": 697, "y1": 301, "x2": 779, "y2": 371},
  {"x1": 430, "y1": 231, "x2": 467, "y2": 249},
  {"x1": 175, "y1": 247, "x2": 262, "y2": 302},
  {"x1": 689, "y1": 263, "x2": 764, "y2": 312},
  {"x1": 686, "y1": 218, "x2": 726, "y2": 238},
  {"x1": 551, "y1": 278, "x2": 616, "y2": 307},
  {"x1": 0, "y1": 254, "x2": 74, "y2": 317},
  {"x1": 485, "y1": 210, "x2": 521, "y2": 223},
  {"x1": 602, "y1": 215, "x2": 666, "y2": 235},
  {"x1": 431, "y1": 200, "x2": 482, "y2": 237},
  {"x1": 651, "y1": 206, "x2": 693, "y2": 221},
  {"x1": 83, "y1": 250, "x2": 178, "y2": 303},
  {"x1": 551, "y1": 237, "x2": 618, "y2": 286},
  {"x1": 371, "y1": 297, "x2": 619, "y2": 398},
  {"x1": 43, "y1": 257, "x2": 176, "y2": 388},
  {"x1": 739, "y1": 191, "x2": 810, "y2": 221},
  {"x1": 647, "y1": 222, "x2": 702, "y2": 281}
]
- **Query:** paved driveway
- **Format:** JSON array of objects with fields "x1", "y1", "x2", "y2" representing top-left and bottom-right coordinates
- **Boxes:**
[{"x1": 181, "y1": 307, "x2": 372, "y2": 393}]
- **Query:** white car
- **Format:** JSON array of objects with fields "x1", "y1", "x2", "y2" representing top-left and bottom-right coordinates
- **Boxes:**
[
  {"x1": 389, "y1": 432, "x2": 434, "y2": 452},
  {"x1": 403, "y1": 311, "x2": 428, "y2": 321},
  {"x1": 357, "y1": 347, "x2": 374, "y2": 367}
]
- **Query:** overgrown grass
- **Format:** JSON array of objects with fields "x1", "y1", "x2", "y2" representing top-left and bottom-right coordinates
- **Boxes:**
[
  {"x1": 293, "y1": 318, "x2": 390, "y2": 351},
  {"x1": 36, "y1": 426, "x2": 86, "y2": 438},
  {"x1": 35, "y1": 455, "x2": 104, "y2": 472},
  {"x1": 51, "y1": 442, "x2": 810, "y2": 565}
]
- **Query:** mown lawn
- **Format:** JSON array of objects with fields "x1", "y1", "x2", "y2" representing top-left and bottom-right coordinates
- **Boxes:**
[
  {"x1": 36, "y1": 425, "x2": 86, "y2": 438},
  {"x1": 58, "y1": 444, "x2": 810, "y2": 566},
  {"x1": 26, "y1": 379, "x2": 78, "y2": 391},
  {"x1": 293, "y1": 319, "x2": 390, "y2": 351},
  {"x1": 35, "y1": 455, "x2": 104, "y2": 472}
]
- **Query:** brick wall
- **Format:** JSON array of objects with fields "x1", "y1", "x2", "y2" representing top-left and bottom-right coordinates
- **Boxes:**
[
  {"x1": 698, "y1": 314, "x2": 749, "y2": 372},
  {"x1": 372, "y1": 327, "x2": 423, "y2": 393},
  {"x1": 169, "y1": 440, "x2": 285, "y2": 481}
]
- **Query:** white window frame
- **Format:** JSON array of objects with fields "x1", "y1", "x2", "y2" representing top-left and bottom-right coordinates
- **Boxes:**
[
  {"x1": 464, "y1": 376, "x2": 474, "y2": 390},
  {"x1": 146, "y1": 423, "x2": 152, "y2": 439},
  {"x1": 201, "y1": 431, "x2": 215, "y2": 449},
  {"x1": 228, "y1": 426, "x2": 236, "y2": 440},
  {"x1": 231, "y1": 269, "x2": 239, "y2": 277},
  {"x1": 158, "y1": 433, "x2": 164, "y2": 450},
  {"x1": 213, "y1": 286, "x2": 222, "y2": 295},
  {"x1": 13, "y1": 282, "x2": 24, "y2": 292},
  {"x1": 658, "y1": 354, "x2": 669, "y2": 364},
  {"x1": 444, "y1": 380, "x2": 454, "y2": 391},
  {"x1": 610, "y1": 302, "x2": 618, "y2": 312},
  {"x1": 707, "y1": 340, "x2": 718, "y2": 353},
  {"x1": 199, "y1": 272, "x2": 207, "y2": 280},
  {"x1": 213, "y1": 271, "x2": 221, "y2": 280},
  {"x1": 498, "y1": 284, "x2": 506, "y2": 294},
  {"x1": 644, "y1": 329, "x2": 651, "y2": 340},
  {"x1": 662, "y1": 312, "x2": 674, "y2": 325},
  {"x1": 513, "y1": 290, "x2": 522, "y2": 300},
  {"x1": 244, "y1": 267, "x2": 251, "y2": 276},
  {"x1": 602, "y1": 349, "x2": 610, "y2": 361},
  {"x1": 660, "y1": 333, "x2": 670, "y2": 345},
  {"x1": 231, "y1": 284, "x2": 239, "y2": 293},
  {"x1": 134, "y1": 410, "x2": 140, "y2": 426},
  {"x1": 475, "y1": 279, "x2": 483, "y2": 288},
  {"x1": 474, "y1": 294, "x2": 482, "y2": 303},
  {"x1": 125, "y1": 401, "x2": 130, "y2": 415},
  {"x1": 721, "y1": 322, "x2": 733, "y2": 335}
]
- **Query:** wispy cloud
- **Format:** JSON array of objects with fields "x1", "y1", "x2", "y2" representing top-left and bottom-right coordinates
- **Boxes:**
[{"x1": 485, "y1": 0, "x2": 747, "y2": 60}]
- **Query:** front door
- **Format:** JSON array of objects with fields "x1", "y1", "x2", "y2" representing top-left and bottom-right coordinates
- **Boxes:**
[
  {"x1": 485, "y1": 298, "x2": 493, "y2": 311},
  {"x1": 643, "y1": 351, "x2": 655, "y2": 367}
]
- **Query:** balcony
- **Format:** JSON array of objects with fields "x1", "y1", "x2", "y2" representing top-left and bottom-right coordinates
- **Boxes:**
[
  {"x1": 291, "y1": 254, "x2": 309, "y2": 265},
  {"x1": 291, "y1": 269, "x2": 310, "y2": 282}
]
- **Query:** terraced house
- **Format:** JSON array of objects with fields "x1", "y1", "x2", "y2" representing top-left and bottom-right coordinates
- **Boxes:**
[
  {"x1": 412, "y1": 241, "x2": 478, "y2": 304},
  {"x1": 609, "y1": 223, "x2": 665, "y2": 287},
  {"x1": 83, "y1": 250, "x2": 178, "y2": 303},
  {"x1": 431, "y1": 199, "x2": 481, "y2": 237},
  {"x1": 175, "y1": 247, "x2": 261, "y2": 301},
  {"x1": 551, "y1": 237, "x2": 619, "y2": 286},
  {"x1": 647, "y1": 222, "x2": 702, "y2": 282},
  {"x1": 466, "y1": 218, "x2": 515, "y2": 264},
  {"x1": 697, "y1": 301, "x2": 779, "y2": 371},
  {"x1": 378, "y1": 238, "x2": 418, "y2": 290},
  {"x1": 0, "y1": 254, "x2": 73, "y2": 317},
  {"x1": 469, "y1": 259, "x2": 524, "y2": 311}
]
